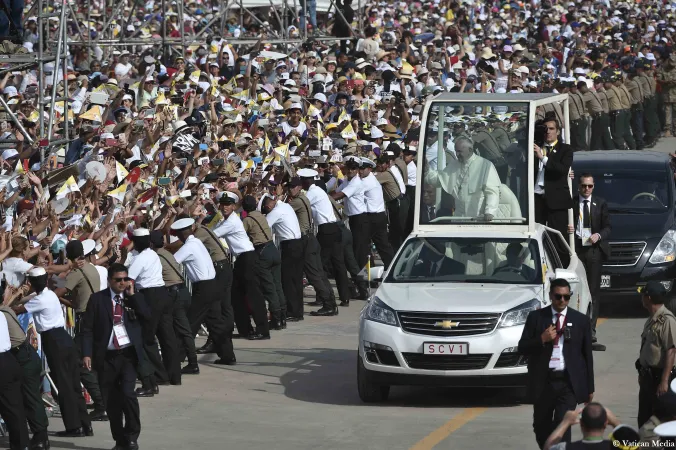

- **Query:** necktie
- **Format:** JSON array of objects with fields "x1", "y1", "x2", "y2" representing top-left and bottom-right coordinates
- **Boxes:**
[
  {"x1": 113, "y1": 295, "x2": 123, "y2": 349},
  {"x1": 555, "y1": 313, "x2": 563, "y2": 344},
  {"x1": 583, "y1": 200, "x2": 591, "y2": 228},
  {"x1": 429, "y1": 206, "x2": 436, "y2": 220}
]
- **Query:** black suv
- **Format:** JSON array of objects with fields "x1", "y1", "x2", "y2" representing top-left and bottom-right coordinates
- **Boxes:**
[{"x1": 572, "y1": 151, "x2": 676, "y2": 305}]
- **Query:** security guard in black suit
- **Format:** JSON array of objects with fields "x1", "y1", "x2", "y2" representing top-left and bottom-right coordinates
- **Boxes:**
[
  {"x1": 0, "y1": 310, "x2": 29, "y2": 450},
  {"x1": 1, "y1": 287, "x2": 50, "y2": 449}
]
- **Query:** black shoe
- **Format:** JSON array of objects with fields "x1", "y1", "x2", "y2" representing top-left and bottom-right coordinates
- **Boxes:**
[
  {"x1": 591, "y1": 336, "x2": 598, "y2": 344},
  {"x1": 89, "y1": 409, "x2": 108, "y2": 421},
  {"x1": 349, "y1": 286, "x2": 360, "y2": 299},
  {"x1": 156, "y1": 380, "x2": 171, "y2": 386},
  {"x1": 82, "y1": 424, "x2": 94, "y2": 436},
  {"x1": 269, "y1": 320, "x2": 283, "y2": 331},
  {"x1": 280, "y1": 315, "x2": 287, "y2": 329},
  {"x1": 592, "y1": 343, "x2": 607, "y2": 351},
  {"x1": 152, "y1": 385, "x2": 159, "y2": 395},
  {"x1": 310, "y1": 306, "x2": 339, "y2": 316},
  {"x1": 30, "y1": 438, "x2": 50, "y2": 449},
  {"x1": 55, "y1": 428, "x2": 85, "y2": 437},
  {"x1": 213, "y1": 358, "x2": 237, "y2": 365},
  {"x1": 181, "y1": 364, "x2": 200, "y2": 375},
  {"x1": 135, "y1": 387, "x2": 155, "y2": 397},
  {"x1": 286, "y1": 315, "x2": 304, "y2": 322},
  {"x1": 307, "y1": 301, "x2": 323, "y2": 307},
  {"x1": 196, "y1": 340, "x2": 216, "y2": 354},
  {"x1": 357, "y1": 289, "x2": 369, "y2": 300},
  {"x1": 339, "y1": 301, "x2": 350, "y2": 307},
  {"x1": 248, "y1": 333, "x2": 271, "y2": 340}
]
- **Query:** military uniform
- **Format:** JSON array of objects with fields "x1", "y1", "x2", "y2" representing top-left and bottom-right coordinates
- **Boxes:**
[
  {"x1": 626, "y1": 74, "x2": 646, "y2": 148},
  {"x1": 569, "y1": 90, "x2": 588, "y2": 150},
  {"x1": 639, "y1": 65, "x2": 659, "y2": 146},
  {"x1": 243, "y1": 210, "x2": 286, "y2": 325},
  {"x1": 637, "y1": 304, "x2": 676, "y2": 427},
  {"x1": 0, "y1": 305, "x2": 49, "y2": 446},
  {"x1": 582, "y1": 89, "x2": 613, "y2": 150},
  {"x1": 657, "y1": 57, "x2": 676, "y2": 135},
  {"x1": 616, "y1": 82, "x2": 637, "y2": 149},
  {"x1": 606, "y1": 84, "x2": 629, "y2": 149}
]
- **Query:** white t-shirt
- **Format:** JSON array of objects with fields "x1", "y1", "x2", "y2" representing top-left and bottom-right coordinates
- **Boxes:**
[
  {"x1": 305, "y1": 184, "x2": 338, "y2": 225},
  {"x1": 213, "y1": 213, "x2": 255, "y2": 257},
  {"x1": 2, "y1": 257, "x2": 33, "y2": 287},
  {"x1": 174, "y1": 235, "x2": 216, "y2": 282},
  {"x1": 24, "y1": 288, "x2": 65, "y2": 333},
  {"x1": 338, "y1": 176, "x2": 367, "y2": 217},
  {"x1": 361, "y1": 172, "x2": 386, "y2": 213},
  {"x1": 127, "y1": 248, "x2": 164, "y2": 289}
]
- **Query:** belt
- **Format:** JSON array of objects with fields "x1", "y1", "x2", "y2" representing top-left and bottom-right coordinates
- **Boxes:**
[
  {"x1": 167, "y1": 284, "x2": 186, "y2": 292},
  {"x1": 548, "y1": 369, "x2": 567, "y2": 380},
  {"x1": 254, "y1": 241, "x2": 273, "y2": 252},
  {"x1": 106, "y1": 346, "x2": 134, "y2": 356},
  {"x1": 10, "y1": 340, "x2": 31, "y2": 355},
  {"x1": 591, "y1": 112, "x2": 602, "y2": 118},
  {"x1": 214, "y1": 259, "x2": 230, "y2": 268}
]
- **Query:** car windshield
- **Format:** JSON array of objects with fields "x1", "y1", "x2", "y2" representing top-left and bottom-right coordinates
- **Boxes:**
[
  {"x1": 582, "y1": 170, "x2": 671, "y2": 213},
  {"x1": 386, "y1": 237, "x2": 542, "y2": 284}
]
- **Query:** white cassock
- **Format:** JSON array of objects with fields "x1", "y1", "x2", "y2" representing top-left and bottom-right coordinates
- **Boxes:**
[{"x1": 425, "y1": 153, "x2": 501, "y2": 218}]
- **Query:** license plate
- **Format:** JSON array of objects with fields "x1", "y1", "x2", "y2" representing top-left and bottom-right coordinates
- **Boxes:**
[
  {"x1": 423, "y1": 343, "x2": 469, "y2": 355},
  {"x1": 600, "y1": 275, "x2": 611, "y2": 288}
]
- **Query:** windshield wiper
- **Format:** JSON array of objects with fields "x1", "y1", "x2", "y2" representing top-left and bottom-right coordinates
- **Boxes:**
[{"x1": 608, "y1": 207, "x2": 648, "y2": 215}]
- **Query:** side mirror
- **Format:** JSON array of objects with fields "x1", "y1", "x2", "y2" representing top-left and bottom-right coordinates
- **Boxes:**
[{"x1": 358, "y1": 265, "x2": 384, "y2": 281}]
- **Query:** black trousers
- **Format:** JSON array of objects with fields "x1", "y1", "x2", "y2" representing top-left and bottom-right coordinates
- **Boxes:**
[
  {"x1": 257, "y1": 242, "x2": 285, "y2": 314},
  {"x1": 232, "y1": 251, "x2": 270, "y2": 335},
  {"x1": 280, "y1": 238, "x2": 304, "y2": 318},
  {"x1": 590, "y1": 113, "x2": 615, "y2": 150},
  {"x1": 534, "y1": 194, "x2": 571, "y2": 268},
  {"x1": 214, "y1": 261, "x2": 236, "y2": 347},
  {"x1": 340, "y1": 222, "x2": 361, "y2": 279},
  {"x1": 349, "y1": 213, "x2": 371, "y2": 271},
  {"x1": 302, "y1": 234, "x2": 334, "y2": 307},
  {"x1": 12, "y1": 342, "x2": 49, "y2": 441},
  {"x1": 0, "y1": 351, "x2": 29, "y2": 449},
  {"x1": 533, "y1": 372, "x2": 577, "y2": 449},
  {"x1": 631, "y1": 107, "x2": 645, "y2": 148},
  {"x1": 138, "y1": 286, "x2": 180, "y2": 385},
  {"x1": 577, "y1": 245, "x2": 603, "y2": 339},
  {"x1": 99, "y1": 348, "x2": 141, "y2": 446},
  {"x1": 637, "y1": 371, "x2": 672, "y2": 428},
  {"x1": 42, "y1": 328, "x2": 91, "y2": 431},
  {"x1": 570, "y1": 118, "x2": 588, "y2": 151},
  {"x1": 188, "y1": 278, "x2": 235, "y2": 361},
  {"x1": 171, "y1": 285, "x2": 197, "y2": 366},
  {"x1": 404, "y1": 185, "x2": 416, "y2": 236},
  {"x1": 386, "y1": 196, "x2": 409, "y2": 252},
  {"x1": 368, "y1": 212, "x2": 395, "y2": 269},
  {"x1": 74, "y1": 324, "x2": 105, "y2": 411},
  {"x1": 317, "y1": 222, "x2": 350, "y2": 305}
]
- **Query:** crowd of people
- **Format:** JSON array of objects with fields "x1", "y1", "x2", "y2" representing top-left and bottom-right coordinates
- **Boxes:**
[{"x1": 3, "y1": 0, "x2": 676, "y2": 448}]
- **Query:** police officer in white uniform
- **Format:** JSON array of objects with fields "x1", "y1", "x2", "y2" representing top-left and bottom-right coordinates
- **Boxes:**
[
  {"x1": 261, "y1": 195, "x2": 305, "y2": 325},
  {"x1": 128, "y1": 228, "x2": 180, "y2": 395},
  {"x1": 299, "y1": 168, "x2": 350, "y2": 315},
  {"x1": 171, "y1": 218, "x2": 236, "y2": 365},
  {"x1": 360, "y1": 157, "x2": 395, "y2": 269},
  {"x1": 0, "y1": 310, "x2": 30, "y2": 449},
  {"x1": 13, "y1": 267, "x2": 92, "y2": 437},
  {"x1": 214, "y1": 192, "x2": 270, "y2": 340}
]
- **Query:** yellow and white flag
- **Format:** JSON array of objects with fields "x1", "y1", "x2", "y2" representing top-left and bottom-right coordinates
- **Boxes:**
[
  {"x1": 239, "y1": 159, "x2": 255, "y2": 173},
  {"x1": 166, "y1": 195, "x2": 179, "y2": 205},
  {"x1": 337, "y1": 108, "x2": 349, "y2": 124},
  {"x1": 188, "y1": 70, "x2": 201, "y2": 84},
  {"x1": 207, "y1": 211, "x2": 223, "y2": 230},
  {"x1": 107, "y1": 183, "x2": 128, "y2": 202},
  {"x1": 79, "y1": 106, "x2": 103, "y2": 122},
  {"x1": 116, "y1": 161, "x2": 129, "y2": 182},
  {"x1": 264, "y1": 133, "x2": 272, "y2": 154},
  {"x1": 341, "y1": 123, "x2": 357, "y2": 140},
  {"x1": 274, "y1": 144, "x2": 289, "y2": 158},
  {"x1": 56, "y1": 176, "x2": 80, "y2": 199},
  {"x1": 14, "y1": 160, "x2": 24, "y2": 174}
]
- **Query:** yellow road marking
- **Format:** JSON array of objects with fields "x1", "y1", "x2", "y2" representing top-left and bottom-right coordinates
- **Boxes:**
[
  {"x1": 409, "y1": 407, "x2": 487, "y2": 450},
  {"x1": 597, "y1": 318, "x2": 608, "y2": 326}
]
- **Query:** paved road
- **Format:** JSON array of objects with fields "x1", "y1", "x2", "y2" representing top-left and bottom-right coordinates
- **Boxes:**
[{"x1": 4, "y1": 141, "x2": 672, "y2": 450}]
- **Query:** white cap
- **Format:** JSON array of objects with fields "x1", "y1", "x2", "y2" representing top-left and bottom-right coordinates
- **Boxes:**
[
  {"x1": 220, "y1": 190, "x2": 239, "y2": 203},
  {"x1": 370, "y1": 127, "x2": 384, "y2": 139},
  {"x1": 82, "y1": 239, "x2": 96, "y2": 256},
  {"x1": 655, "y1": 420, "x2": 676, "y2": 437},
  {"x1": 122, "y1": 94, "x2": 133, "y2": 101},
  {"x1": 313, "y1": 93, "x2": 327, "y2": 103},
  {"x1": 85, "y1": 161, "x2": 107, "y2": 183},
  {"x1": 297, "y1": 168, "x2": 318, "y2": 178},
  {"x1": 51, "y1": 197, "x2": 69, "y2": 214},
  {"x1": 360, "y1": 157, "x2": 376, "y2": 169},
  {"x1": 27, "y1": 267, "x2": 47, "y2": 277},
  {"x1": 133, "y1": 228, "x2": 150, "y2": 237},
  {"x1": 287, "y1": 102, "x2": 303, "y2": 111},
  {"x1": 2, "y1": 149, "x2": 18, "y2": 159},
  {"x1": 171, "y1": 218, "x2": 195, "y2": 230},
  {"x1": 375, "y1": 118, "x2": 389, "y2": 126}
]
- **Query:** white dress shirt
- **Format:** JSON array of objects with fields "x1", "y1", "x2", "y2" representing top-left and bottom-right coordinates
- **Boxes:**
[
  {"x1": 24, "y1": 288, "x2": 65, "y2": 333},
  {"x1": 107, "y1": 289, "x2": 132, "y2": 350},
  {"x1": 127, "y1": 248, "x2": 165, "y2": 289},
  {"x1": 534, "y1": 142, "x2": 554, "y2": 195},
  {"x1": 389, "y1": 167, "x2": 406, "y2": 195},
  {"x1": 174, "y1": 235, "x2": 216, "y2": 282},
  {"x1": 213, "y1": 212, "x2": 255, "y2": 256},
  {"x1": 0, "y1": 313, "x2": 11, "y2": 352},
  {"x1": 548, "y1": 306, "x2": 568, "y2": 371},
  {"x1": 361, "y1": 172, "x2": 386, "y2": 213},
  {"x1": 407, "y1": 161, "x2": 417, "y2": 187},
  {"x1": 577, "y1": 194, "x2": 592, "y2": 238},
  {"x1": 305, "y1": 184, "x2": 338, "y2": 225},
  {"x1": 338, "y1": 176, "x2": 367, "y2": 216},
  {"x1": 266, "y1": 202, "x2": 302, "y2": 241}
]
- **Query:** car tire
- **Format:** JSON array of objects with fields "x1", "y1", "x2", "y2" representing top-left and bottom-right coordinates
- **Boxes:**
[{"x1": 357, "y1": 354, "x2": 390, "y2": 403}]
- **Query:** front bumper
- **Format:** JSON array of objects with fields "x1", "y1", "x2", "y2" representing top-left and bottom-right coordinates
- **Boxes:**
[
  {"x1": 601, "y1": 262, "x2": 676, "y2": 295},
  {"x1": 359, "y1": 319, "x2": 528, "y2": 388}
]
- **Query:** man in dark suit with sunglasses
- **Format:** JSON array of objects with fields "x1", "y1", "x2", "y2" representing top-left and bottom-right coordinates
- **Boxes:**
[{"x1": 518, "y1": 278, "x2": 595, "y2": 450}]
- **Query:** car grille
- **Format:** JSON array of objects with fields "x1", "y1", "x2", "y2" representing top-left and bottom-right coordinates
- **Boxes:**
[
  {"x1": 604, "y1": 241, "x2": 646, "y2": 267},
  {"x1": 397, "y1": 311, "x2": 502, "y2": 337},
  {"x1": 495, "y1": 352, "x2": 528, "y2": 368},
  {"x1": 402, "y1": 353, "x2": 492, "y2": 370}
]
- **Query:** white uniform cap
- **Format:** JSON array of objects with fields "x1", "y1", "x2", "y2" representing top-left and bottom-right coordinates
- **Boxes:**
[
  {"x1": 27, "y1": 267, "x2": 47, "y2": 277},
  {"x1": 655, "y1": 420, "x2": 676, "y2": 437},
  {"x1": 297, "y1": 168, "x2": 318, "y2": 178},
  {"x1": 370, "y1": 127, "x2": 384, "y2": 139},
  {"x1": 133, "y1": 228, "x2": 150, "y2": 237},
  {"x1": 171, "y1": 218, "x2": 195, "y2": 230},
  {"x1": 360, "y1": 157, "x2": 376, "y2": 169},
  {"x1": 220, "y1": 190, "x2": 239, "y2": 203},
  {"x1": 82, "y1": 239, "x2": 96, "y2": 256}
]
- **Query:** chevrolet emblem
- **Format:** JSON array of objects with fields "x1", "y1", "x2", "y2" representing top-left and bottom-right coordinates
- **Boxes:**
[{"x1": 434, "y1": 320, "x2": 460, "y2": 329}]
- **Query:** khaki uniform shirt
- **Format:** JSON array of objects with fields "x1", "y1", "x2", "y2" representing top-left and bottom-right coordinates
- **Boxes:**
[
  {"x1": 568, "y1": 92, "x2": 585, "y2": 120},
  {"x1": 242, "y1": 211, "x2": 272, "y2": 246},
  {"x1": 639, "y1": 416, "x2": 661, "y2": 445},
  {"x1": 66, "y1": 262, "x2": 101, "y2": 313},
  {"x1": 156, "y1": 248, "x2": 183, "y2": 286},
  {"x1": 288, "y1": 194, "x2": 313, "y2": 235},
  {"x1": 625, "y1": 79, "x2": 643, "y2": 105},
  {"x1": 582, "y1": 91, "x2": 603, "y2": 115},
  {"x1": 392, "y1": 158, "x2": 408, "y2": 185},
  {"x1": 616, "y1": 84, "x2": 633, "y2": 110},
  {"x1": 596, "y1": 88, "x2": 610, "y2": 113},
  {"x1": 0, "y1": 305, "x2": 26, "y2": 348},
  {"x1": 194, "y1": 225, "x2": 229, "y2": 262},
  {"x1": 606, "y1": 86, "x2": 623, "y2": 111},
  {"x1": 639, "y1": 305, "x2": 676, "y2": 368},
  {"x1": 375, "y1": 170, "x2": 402, "y2": 202},
  {"x1": 637, "y1": 75, "x2": 652, "y2": 99}
]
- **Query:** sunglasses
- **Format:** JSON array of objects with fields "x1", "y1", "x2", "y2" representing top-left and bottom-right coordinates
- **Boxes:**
[
  {"x1": 580, "y1": 184, "x2": 594, "y2": 188},
  {"x1": 112, "y1": 277, "x2": 132, "y2": 282},
  {"x1": 553, "y1": 294, "x2": 572, "y2": 301}
]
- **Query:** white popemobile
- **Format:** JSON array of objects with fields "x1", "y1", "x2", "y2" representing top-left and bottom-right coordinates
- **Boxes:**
[{"x1": 357, "y1": 94, "x2": 592, "y2": 402}]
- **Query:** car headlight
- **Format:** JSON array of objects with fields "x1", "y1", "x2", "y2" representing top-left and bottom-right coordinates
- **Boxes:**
[
  {"x1": 650, "y1": 230, "x2": 676, "y2": 264},
  {"x1": 499, "y1": 299, "x2": 541, "y2": 328},
  {"x1": 366, "y1": 297, "x2": 399, "y2": 327}
]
